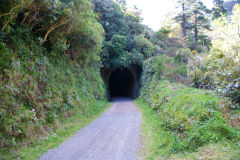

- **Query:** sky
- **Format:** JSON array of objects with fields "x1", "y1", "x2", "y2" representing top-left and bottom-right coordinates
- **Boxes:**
[{"x1": 126, "y1": 0, "x2": 214, "y2": 31}]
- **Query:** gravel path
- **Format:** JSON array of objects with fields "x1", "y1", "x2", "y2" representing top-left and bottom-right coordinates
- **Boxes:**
[{"x1": 39, "y1": 98, "x2": 142, "y2": 160}]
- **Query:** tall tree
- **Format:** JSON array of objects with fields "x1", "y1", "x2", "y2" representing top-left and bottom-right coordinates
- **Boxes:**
[
  {"x1": 92, "y1": 0, "x2": 127, "y2": 41},
  {"x1": 175, "y1": 0, "x2": 193, "y2": 38},
  {"x1": 212, "y1": 0, "x2": 227, "y2": 19},
  {"x1": 116, "y1": 0, "x2": 126, "y2": 6},
  {"x1": 92, "y1": 0, "x2": 147, "y2": 68},
  {"x1": 174, "y1": 0, "x2": 211, "y2": 50},
  {"x1": 190, "y1": 0, "x2": 210, "y2": 50},
  {"x1": 180, "y1": 0, "x2": 187, "y2": 37}
]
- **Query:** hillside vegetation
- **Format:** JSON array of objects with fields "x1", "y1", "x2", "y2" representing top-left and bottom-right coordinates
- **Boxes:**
[
  {"x1": 137, "y1": 99, "x2": 240, "y2": 159},
  {"x1": 0, "y1": 0, "x2": 107, "y2": 158},
  {"x1": 137, "y1": 1, "x2": 240, "y2": 159},
  {"x1": 138, "y1": 81, "x2": 240, "y2": 159},
  {"x1": 0, "y1": 0, "x2": 240, "y2": 160}
]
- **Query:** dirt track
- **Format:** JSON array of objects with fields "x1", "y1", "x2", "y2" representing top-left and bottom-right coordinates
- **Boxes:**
[{"x1": 39, "y1": 98, "x2": 142, "y2": 160}]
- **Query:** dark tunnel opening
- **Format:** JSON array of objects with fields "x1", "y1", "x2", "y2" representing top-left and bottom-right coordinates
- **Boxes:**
[{"x1": 109, "y1": 68, "x2": 135, "y2": 99}]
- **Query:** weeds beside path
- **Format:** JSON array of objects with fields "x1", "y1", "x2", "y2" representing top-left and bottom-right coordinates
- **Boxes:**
[
  {"x1": 1, "y1": 101, "x2": 110, "y2": 160},
  {"x1": 136, "y1": 81, "x2": 240, "y2": 160}
]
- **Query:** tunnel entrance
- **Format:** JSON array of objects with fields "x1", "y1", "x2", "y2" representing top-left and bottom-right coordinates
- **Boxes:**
[
  {"x1": 101, "y1": 65, "x2": 142, "y2": 101},
  {"x1": 109, "y1": 68, "x2": 135, "y2": 99}
]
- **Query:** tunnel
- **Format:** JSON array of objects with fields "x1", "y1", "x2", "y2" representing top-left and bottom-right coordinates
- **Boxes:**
[
  {"x1": 109, "y1": 68, "x2": 135, "y2": 99},
  {"x1": 101, "y1": 65, "x2": 142, "y2": 100}
]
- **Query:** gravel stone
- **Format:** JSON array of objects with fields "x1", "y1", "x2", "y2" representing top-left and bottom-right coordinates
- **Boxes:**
[{"x1": 39, "y1": 98, "x2": 142, "y2": 160}]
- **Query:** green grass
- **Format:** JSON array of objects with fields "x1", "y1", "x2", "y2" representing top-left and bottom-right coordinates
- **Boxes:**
[
  {"x1": 169, "y1": 141, "x2": 240, "y2": 160},
  {"x1": 1, "y1": 101, "x2": 111, "y2": 160},
  {"x1": 136, "y1": 99, "x2": 163, "y2": 159},
  {"x1": 136, "y1": 80, "x2": 240, "y2": 159},
  {"x1": 136, "y1": 100, "x2": 240, "y2": 160},
  {"x1": 0, "y1": 46, "x2": 108, "y2": 158}
]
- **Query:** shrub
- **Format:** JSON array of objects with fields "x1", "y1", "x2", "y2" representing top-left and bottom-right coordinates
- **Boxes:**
[
  {"x1": 0, "y1": 52, "x2": 106, "y2": 149},
  {"x1": 140, "y1": 80, "x2": 240, "y2": 154},
  {"x1": 140, "y1": 54, "x2": 187, "y2": 88},
  {"x1": 0, "y1": 0, "x2": 106, "y2": 151},
  {"x1": 188, "y1": 5, "x2": 240, "y2": 105},
  {"x1": 174, "y1": 48, "x2": 193, "y2": 63}
]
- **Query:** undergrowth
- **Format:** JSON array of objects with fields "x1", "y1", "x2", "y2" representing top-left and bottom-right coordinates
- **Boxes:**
[
  {"x1": 0, "y1": 26, "x2": 107, "y2": 158},
  {"x1": 137, "y1": 81, "x2": 240, "y2": 159},
  {"x1": 1, "y1": 101, "x2": 110, "y2": 160}
]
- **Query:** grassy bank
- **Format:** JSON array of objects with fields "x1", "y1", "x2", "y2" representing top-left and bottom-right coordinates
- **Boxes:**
[
  {"x1": 0, "y1": 1, "x2": 106, "y2": 158},
  {"x1": 0, "y1": 25, "x2": 108, "y2": 159},
  {"x1": 1, "y1": 101, "x2": 110, "y2": 160},
  {"x1": 136, "y1": 81, "x2": 240, "y2": 159},
  {"x1": 0, "y1": 55, "x2": 107, "y2": 158}
]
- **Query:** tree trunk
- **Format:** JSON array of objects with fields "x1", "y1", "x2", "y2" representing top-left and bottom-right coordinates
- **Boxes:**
[
  {"x1": 182, "y1": 2, "x2": 186, "y2": 38},
  {"x1": 194, "y1": 13, "x2": 198, "y2": 50}
]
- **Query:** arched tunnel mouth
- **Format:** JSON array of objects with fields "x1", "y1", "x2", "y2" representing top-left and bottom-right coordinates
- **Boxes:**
[{"x1": 109, "y1": 68, "x2": 135, "y2": 99}]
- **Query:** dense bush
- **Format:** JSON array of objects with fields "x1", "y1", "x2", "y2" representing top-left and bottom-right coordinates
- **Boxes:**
[
  {"x1": 140, "y1": 80, "x2": 240, "y2": 154},
  {"x1": 188, "y1": 5, "x2": 240, "y2": 105},
  {"x1": 93, "y1": 0, "x2": 155, "y2": 69},
  {"x1": 0, "y1": 0, "x2": 106, "y2": 151},
  {"x1": 151, "y1": 27, "x2": 188, "y2": 57},
  {"x1": 0, "y1": 0, "x2": 104, "y2": 64},
  {"x1": 0, "y1": 38, "x2": 106, "y2": 150},
  {"x1": 138, "y1": 25, "x2": 192, "y2": 85},
  {"x1": 133, "y1": 34, "x2": 155, "y2": 58},
  {"x1": 140, "y1": 54, "x2": 187, "y2": 91}
]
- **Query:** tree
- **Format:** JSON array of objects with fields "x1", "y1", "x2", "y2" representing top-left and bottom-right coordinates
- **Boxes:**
[
  {"x1": 212, "y1": 0, "x2": 227, "y2": 19},
  {"x1": 92, "y1": 0, "x2": 148, "y2": 68},
  {"x1": 190, "y1": 0, "x2": 211, "y2": 50},
  {"x1": 101, "y1": 34, "x2": 128, "y2": 67},
  {"x1": 174, "y1": 0, "x2": 210, "y2": 50},
  {"x1": 116, "y1": 0, "x2": 127, "y2": 9},
  {"x1": 179, "y1": 0, "x2": 187, "y2": 37},
  {"x1": 174, "y1": 0, "x2": 193, "y2": 38},
  {"x1": 133, "y1": 34, "x2": 155, "y2": 58},
  {"x1": 92, "y1": 0, "x2": 127, "y2": 41},
  {"x1": 0, "y1": 0, "x2": 104, "y2": 64},
  {"x1": 188, "y1": 5, "x2": 240, "y2": 104}
]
